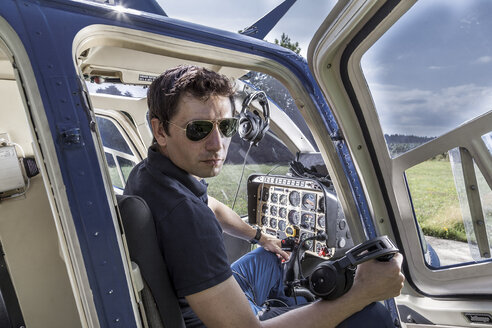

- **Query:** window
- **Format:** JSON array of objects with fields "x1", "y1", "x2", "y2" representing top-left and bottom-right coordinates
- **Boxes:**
[
  {"x1": 96, "y1": 115, "x2": 139, "y2": 190},
  {"x1": 361, "y1": 0, "x2": 492, "y2": 158}
]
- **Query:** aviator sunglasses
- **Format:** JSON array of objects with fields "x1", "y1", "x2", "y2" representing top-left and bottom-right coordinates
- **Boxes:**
[{"x1": 166, "y1": 117, "x2": 239, "y2": 141}]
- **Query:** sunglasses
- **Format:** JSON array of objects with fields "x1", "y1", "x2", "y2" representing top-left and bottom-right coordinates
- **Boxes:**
[{"x1": 166, "y1": 117, "x2": 239, "y2": 141}]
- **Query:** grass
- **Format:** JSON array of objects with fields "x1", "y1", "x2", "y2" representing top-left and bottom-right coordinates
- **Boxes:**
[
  {"x1": 206, "y1": 164, "x2": 290, "y2": 215},
  {"x1": 405, "y1": 159, "x2": 467, "y2": 241}
]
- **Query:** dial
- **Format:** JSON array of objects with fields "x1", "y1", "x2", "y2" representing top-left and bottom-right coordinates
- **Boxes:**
[
  {"x1": 301, "y1": 232, "x2": 314, "y2": 250},
  {"x1": 285, "y1": 226, "x2": 294, "y2": 236},
  {"x1": 318, "y1": 196, "x2": 325, "y2": 212},
  {"x1": 278, "y1": 220, "x2": 286, "y2": 231},
  {"x1": 261, "y1": 203, "x2": 268, "y2": 214},
  {"x1": 279, "y1": 207, "x2": 287, "y2": 218},
  {"x1": 270, "y1": 218, "x2": 277, "y2": 229},
  {"x1": 301, "y1": 213, "x2": 315, "y2": 231},
  {"x1": 317, "y1": 215, "x2": 325, "y2": 229},
  {"x1": 261, "y1": 187, "x2": 269, "y2": 202},
  {"x1": 289, "y1": 191, "x2": 300, "y2": 206},
  {"x1": 279, "y1": 194, "x2": 287, "y2": 205},
  {"x1": 288, "y1": 210, "x2": 300, "y2": 225},
  {"x1": 270, "y1": 193, "x2": 279, "y2": 203},
  {"x1": 302, "y1": 193, "x2": 316, "y2": 211},
  {"x1": 270, "y1": 205, "x2": 278, "y2": 216},
  {"x1": 261, "y1": 216, "x2": 268, "y2": 225}
]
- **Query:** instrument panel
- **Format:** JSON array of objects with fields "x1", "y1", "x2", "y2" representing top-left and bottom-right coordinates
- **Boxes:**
[{"x1": 247, "y1": 174, "x2": 353, "y2": 259}]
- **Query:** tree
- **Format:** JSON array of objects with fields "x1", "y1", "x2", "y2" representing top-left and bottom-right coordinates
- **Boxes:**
[
  {"x1": 274, "y1": 33, "x2": 301, "y2": 55},
  {"x1": 95, "y1": 85, "x2": 133, "y2": 97},
  {"x1": 95, "y1": 85, "x2": 123, "y2": 96}
]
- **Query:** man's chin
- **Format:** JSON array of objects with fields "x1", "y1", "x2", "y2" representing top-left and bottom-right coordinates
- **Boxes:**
[{"x1": 195, "y1": 165, "x2": 223, "y2": 179}]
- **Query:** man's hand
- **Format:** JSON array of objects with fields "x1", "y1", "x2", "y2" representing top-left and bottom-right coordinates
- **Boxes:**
[
  {"x1": 258, "y1": 234, "x2": 290, "y2": 261},
  {"x1": 349, "y1": 252, "x2": 405, "y2": 303}
]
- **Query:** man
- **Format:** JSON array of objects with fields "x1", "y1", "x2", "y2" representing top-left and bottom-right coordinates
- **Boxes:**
[{"x1": 124, "y1": 65, "x2": 405, "y2": 327}]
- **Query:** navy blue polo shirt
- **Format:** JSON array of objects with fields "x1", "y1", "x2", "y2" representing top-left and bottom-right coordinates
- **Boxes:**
[{"x1": 124, "y1": 145, "x2": 232, "y2": 324}]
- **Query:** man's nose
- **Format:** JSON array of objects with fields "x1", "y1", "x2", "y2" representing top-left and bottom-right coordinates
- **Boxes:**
[{"x1": 204, "y1": 124, "x2": 222, "y2": 151}]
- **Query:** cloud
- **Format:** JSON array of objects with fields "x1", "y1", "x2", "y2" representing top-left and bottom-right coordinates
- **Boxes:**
[
  {"x1": 475, "y1": 56, "x2": 492, "y2": 64},
  {"x1": 368, "y1": 83, "x2": 492, "y2": 137}
]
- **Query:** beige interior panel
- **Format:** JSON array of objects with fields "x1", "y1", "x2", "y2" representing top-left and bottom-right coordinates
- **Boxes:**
[{"x1": 0, "y1": 78, "x2": 82, "y2": 328}]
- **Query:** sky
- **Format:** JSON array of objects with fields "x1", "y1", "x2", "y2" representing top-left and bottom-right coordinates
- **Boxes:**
[
  {"x1": 156, "y1": 0, "x2": 337, "y2": 58},
  {"x1": 361, "y1": 0, "x2": 492, "y2": 137}
]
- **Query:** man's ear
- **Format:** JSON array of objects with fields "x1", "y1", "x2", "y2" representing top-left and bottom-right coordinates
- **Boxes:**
[{"x1": 151, "y1": 118, "x2": 167, "y2": 147}]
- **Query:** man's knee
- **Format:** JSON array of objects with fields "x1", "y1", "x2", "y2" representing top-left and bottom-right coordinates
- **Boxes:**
[{"x1": 337, "y1": 302, "x2": 394, "y2": 328}]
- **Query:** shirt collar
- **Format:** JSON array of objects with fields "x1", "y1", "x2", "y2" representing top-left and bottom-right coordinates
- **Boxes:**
[{"x1": 147, "y1": 145, "x2": 208, "y2": 203}]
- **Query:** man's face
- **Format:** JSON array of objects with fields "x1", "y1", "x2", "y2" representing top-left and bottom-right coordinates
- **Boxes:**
[{"x1": 152, "y1": 93, "x2": 233, "y2": 178}]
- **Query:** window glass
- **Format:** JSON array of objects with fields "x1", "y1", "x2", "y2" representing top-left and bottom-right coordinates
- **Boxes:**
[
  {"x1": 406, "y1": 147, "x2": 492, "y2": 267},
  {"x1": 105, "y1": 152, "x2": 123, "y2": 189},
  {"x1": 361, "y1": 0, "x2": 492, "y2": 157},
  {"x1": 96, "y1": 116, "x2": 133, "y2": 155},
  {"x1": 118, "y1": 156, "x2": 136, "y2": 184},
  {"x1": 96, "y1": 115, "x2": 139, "y2": 189},
  {"x1": 482, "y1": 131, "x2": 492, "y2": 154}
]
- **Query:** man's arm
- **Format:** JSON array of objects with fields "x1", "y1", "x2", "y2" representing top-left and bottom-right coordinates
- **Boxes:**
[
  {"x1": 208, "y1": 195, "x2": 289, "y2": 260},
  {"x1": 186, "y1": 253, "x2": 405, "y2": 328}
]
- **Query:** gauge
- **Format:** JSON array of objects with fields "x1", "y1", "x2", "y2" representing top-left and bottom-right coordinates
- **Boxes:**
[
  {"x1": 302, "y1": 193, "x2": 316, "y2": 211},
  {"x1": 279, "y1": 207, "x2": 287, "y2": 218},
  {"x1": 261, "y1": 187, "x2": 269, "y2": 202},
  {"x1": 289, "y1": 191, "x2": 300, "y2": 206},
  {"x1": 301, "y1": 232, "x2": 314, "y2": 250},
  {"x1": 270, "y1": 205, "x2": 278, "y2": 216},
  {"x1": 318, "y1": 196, "x2": 325, "y2": 212},
  {"x1": 285, "y1": 226, "x2": 294, "y2": 236},
  {"x1": 288, "y1": 210, "x2": 300, "y2": 225},
  {"x1": 280, "y1": 194, "x2": 287, "y2": 205},
  {"x1": 301, "y1": 213, "x2": 315, "y2": 231},
  {"x1": 261, "y1": 203, "x2": 268, "y2": 214},
  {"x1": 317, "y1": 215, "x2": 325, "y2": 229},
  {"x1": 270, "y1": 218, "x2": 277, "y2": 229},
  {"x1": 270, "y1": 193, "x2": 279, "y2": 203},
  {"x1": 261, "y1": 216, "x2": 268, "y2": 226},
  {"x1": 278, "y1": 220, "x2": 286, "y2": 231}
]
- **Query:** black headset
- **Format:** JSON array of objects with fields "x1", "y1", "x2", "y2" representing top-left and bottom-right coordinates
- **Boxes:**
[
  {"x1": 238, "y1": 91, "x2": 270, "y2": 146},
  {"x1": 307, "y1": 236, "x2": 398, "y2": 300},
  {"x1": 283, "y1": 235, "x2": 398, "y2": 301}
]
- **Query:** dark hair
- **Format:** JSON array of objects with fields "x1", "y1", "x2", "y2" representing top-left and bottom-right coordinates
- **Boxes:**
[{"x1": 147, "y1": 65, "x2": 235, "y2": 135}]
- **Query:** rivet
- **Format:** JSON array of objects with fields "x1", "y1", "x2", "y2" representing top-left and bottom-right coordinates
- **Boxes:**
[{"x1": 379, "y1": 218, "x2": 384, "y2": 223}]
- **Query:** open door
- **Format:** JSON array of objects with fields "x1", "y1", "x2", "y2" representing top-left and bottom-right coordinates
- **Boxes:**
[{"x1": 309, "y1": 0, "x2": 492, "y2": 326}]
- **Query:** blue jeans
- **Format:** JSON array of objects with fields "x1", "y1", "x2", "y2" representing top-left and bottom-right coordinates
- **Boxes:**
[{"x1": 231, "y1": 247, "x2": 395, "y2": 327}]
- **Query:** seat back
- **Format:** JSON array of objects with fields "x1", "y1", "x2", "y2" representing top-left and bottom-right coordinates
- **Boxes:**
[{"x1": 117, "y1": 194, "x2": 185, "y2": 328}]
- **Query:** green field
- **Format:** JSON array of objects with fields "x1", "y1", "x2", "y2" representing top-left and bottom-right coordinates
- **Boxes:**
[{"x1": 405, "y1": 160, "x2": 467, "y2": 241}]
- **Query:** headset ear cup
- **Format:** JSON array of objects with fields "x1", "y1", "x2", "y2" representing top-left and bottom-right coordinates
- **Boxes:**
[
  {"x1": 308, "y1": 261, "x2": 352, "y2": 300},
  {"x1": 308, "y1": 262, "x2": 338, "y2": 299},
  {"x1": 238, "y1": 111, "x2": 260, "y2": 143}
]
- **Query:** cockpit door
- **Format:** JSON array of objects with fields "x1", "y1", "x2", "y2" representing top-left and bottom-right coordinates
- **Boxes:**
[{"x1": 309, "y1": 0, "x2": 492, "y2": 326}]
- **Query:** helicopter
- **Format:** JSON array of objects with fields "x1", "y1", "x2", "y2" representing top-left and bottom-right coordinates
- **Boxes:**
[{"x1": 0, "y1": 0, "x2": 491, "y2": 327}]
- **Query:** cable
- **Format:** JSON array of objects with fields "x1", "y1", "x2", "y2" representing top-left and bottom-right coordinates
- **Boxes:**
[{"x1": 232, "y1": 142, "x2": 253, "y2": 211}]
